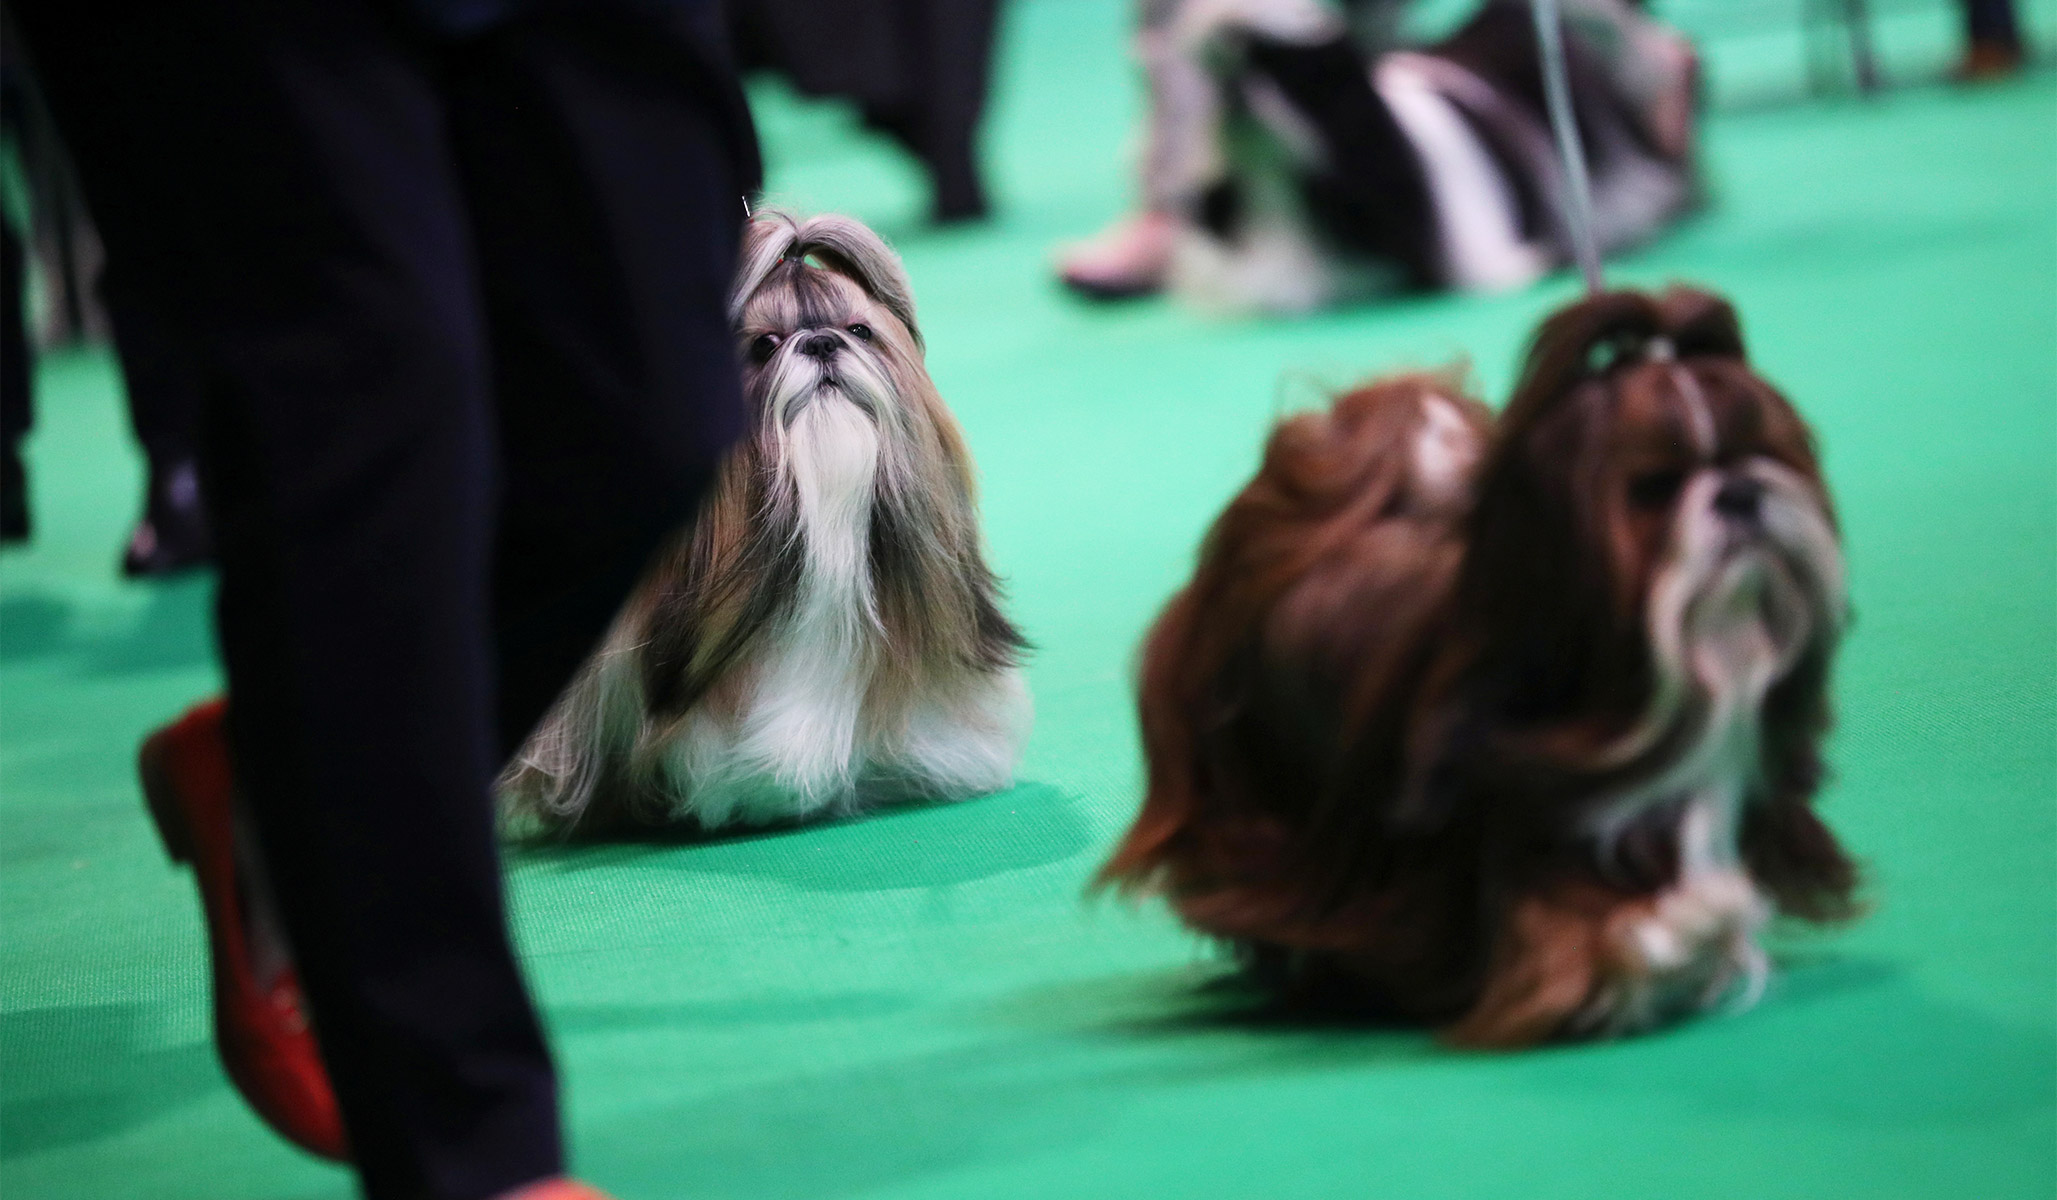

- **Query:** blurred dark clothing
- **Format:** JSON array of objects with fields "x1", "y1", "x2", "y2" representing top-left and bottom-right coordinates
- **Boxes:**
[
  {"x1": 9, "y1": 0, "x2": 757, "y2": 1197},
  {"x1": 101, "y1": 270, "x2": 215, "y2": 576},
  {"x1": 2, "y1": 53, "x2": 213, "y2": 569},
  {"x1": 2, "y1": 58, "x2": 49, "y2": 544},
  {"x1": 1, "y1": 220, "x2": 27, "y2": 542},
  {"x1": 731, "y1": 0, "x2": 1000, "y2": 221},
  {"x1": 1963, "y1": 0, "x2": 2021, "y2": 46}
]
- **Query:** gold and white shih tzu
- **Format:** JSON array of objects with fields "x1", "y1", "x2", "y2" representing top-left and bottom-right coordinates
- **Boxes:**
[{"x1": 502, "y1": 211, "x2": 1031, "y2": 833}]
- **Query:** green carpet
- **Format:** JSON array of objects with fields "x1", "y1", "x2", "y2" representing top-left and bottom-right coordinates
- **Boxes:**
[{"x1": 4, "y1": 3, "x2": 2055, "y2": 1197}]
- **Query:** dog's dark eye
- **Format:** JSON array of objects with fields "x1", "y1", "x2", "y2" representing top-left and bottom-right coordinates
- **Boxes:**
[
  {"x1": 1628, "y1": 469, "x2": 1687, "y2": 511},
  {"x1": 847, "y1": 323, "x2": 874, "y2": 342},
  {"x1": 747, "y1": 333, "x2": 782, "y2": 364}
]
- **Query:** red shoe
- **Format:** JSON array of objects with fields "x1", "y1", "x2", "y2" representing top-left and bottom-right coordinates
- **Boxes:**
[{"x1": 139, "y1": 699, "x2": 349, "y2": 1162}]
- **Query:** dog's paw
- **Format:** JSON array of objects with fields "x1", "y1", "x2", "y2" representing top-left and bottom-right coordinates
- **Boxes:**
[{"x1": 1578, "y1": 870, "x2": 1770, "y2": 1036}]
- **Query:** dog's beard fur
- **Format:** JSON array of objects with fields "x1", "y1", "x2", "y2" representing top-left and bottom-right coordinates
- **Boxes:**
[
  {"x1": 1549, "y1": 458, "x2": 1846, "y2": 1037},
  {"x1": 1102, "y1": 287, "x2": 1858, "y2": 1046},
  {"x1": 501, "y1": 212, "x2": 1030, "y2": 833}
]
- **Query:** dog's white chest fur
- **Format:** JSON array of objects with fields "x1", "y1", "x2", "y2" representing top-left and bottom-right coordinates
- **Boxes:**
[
  {"x1": 707, "y1": 400, "x2": 879, "y2": 807},
  {"x1": 658, "y1": 396, "x2": 1027, "y2": 827}
]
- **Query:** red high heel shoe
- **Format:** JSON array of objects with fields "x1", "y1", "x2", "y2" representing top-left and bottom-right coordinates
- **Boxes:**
[{"x1": 138, "y1": 699, "x2": 349, "y2": 1162}]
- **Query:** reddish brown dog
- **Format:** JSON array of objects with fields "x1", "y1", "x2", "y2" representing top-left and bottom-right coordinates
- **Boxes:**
[{"x1": 1102, "y1": 288, "x2": 1860, "y2": 1045}]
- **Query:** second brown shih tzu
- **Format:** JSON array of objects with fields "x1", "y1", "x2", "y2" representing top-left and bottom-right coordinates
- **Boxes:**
[
  {"x1": 1101, "y1": 287, "x2": 1858, "y2": 1045},
  {"x1": 503, "y1": 211, "x2": 1030, "y2": 832}
]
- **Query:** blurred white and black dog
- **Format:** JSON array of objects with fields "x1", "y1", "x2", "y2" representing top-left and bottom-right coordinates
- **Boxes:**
[
  {"x1": 502, "y1": 211, "x2": 1031, "y2": 832},
  {"x1": 1148, "y1": 0, "x2": 1698, "y2": 312}
]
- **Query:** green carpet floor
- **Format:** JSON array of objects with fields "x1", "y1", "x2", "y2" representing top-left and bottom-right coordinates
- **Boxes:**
[{"x1": 4, "y1": 3, "x2": 2055, "y2": 1197}]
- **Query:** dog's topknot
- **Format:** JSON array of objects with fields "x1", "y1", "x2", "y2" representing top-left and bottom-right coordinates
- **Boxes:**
[
  {"x1": 730, "y1": 209, "x2": 922, "y2": 346},
  {"x1": 1503, "y1": 285, "x2": 1748, "y2": 431}
]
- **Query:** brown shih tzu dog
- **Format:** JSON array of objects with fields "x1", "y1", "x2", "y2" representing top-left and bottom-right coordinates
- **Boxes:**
[
  {"x1": 502, "y1": 211, "x2": 1030, "y2": 832},
  {"x1": 1101, "y1": 287, "x2": 1858, "y2": 1045}
]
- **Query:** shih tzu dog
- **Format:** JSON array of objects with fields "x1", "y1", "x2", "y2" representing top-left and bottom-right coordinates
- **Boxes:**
[
  {"x1": 1101, "y1": 287, "x2": 1858, "y2": 1045},
  {"x1": 502, "y1": 211, "x2": 1031, "y2": 832},
  {"x1": 1136, "y1": 0, "x2": 1697, "y2": 312}
]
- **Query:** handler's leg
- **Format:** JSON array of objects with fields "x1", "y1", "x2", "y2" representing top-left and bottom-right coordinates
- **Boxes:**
[
  {"x1": 438, "y1": 3, "x2": 754, "y2": 755},
  {"x1": 12, "y1": 2, "x2": 560, "y2": 1195}
]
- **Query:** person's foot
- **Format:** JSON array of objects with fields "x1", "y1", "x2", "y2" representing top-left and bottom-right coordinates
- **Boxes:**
[
  {"x1": 139, "y1": 700, "x2": 348, "y2": 1161},
  {"x1": 123, "y1": 459, "x2": 212, "y2": 577},
  {"x1": 1952, "y1": 39, "x2": 2026, "y2": 82},
  {"x1": 498, "y1": 1180, "x2": 621, "y2": 1200},
  {"x1": 1056, "y1": 210, "x2": 1179, "y2": 300}
]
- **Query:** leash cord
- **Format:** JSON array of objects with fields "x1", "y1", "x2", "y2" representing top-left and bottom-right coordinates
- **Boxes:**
[{"x1": 1530, "y1": 0, "x2": 1606, "y2": 295}]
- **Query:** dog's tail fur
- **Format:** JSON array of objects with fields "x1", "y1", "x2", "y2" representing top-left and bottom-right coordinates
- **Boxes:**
[{"x1": 498, "y1": 614, "x2": 650, "y2": 836}]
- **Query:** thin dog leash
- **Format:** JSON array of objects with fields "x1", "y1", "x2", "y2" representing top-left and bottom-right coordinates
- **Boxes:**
[{"x1": 1529, "y1": 0, "x2": 1606, "y2": 295}]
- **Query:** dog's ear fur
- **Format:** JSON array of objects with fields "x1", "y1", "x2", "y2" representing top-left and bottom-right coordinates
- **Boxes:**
[
  {"x1": 731, "y1": 210, "x2": 923, "y2": 347},
  {"x1": 1099, "y1": 377, "x2": 1495, "y2": 1020}
]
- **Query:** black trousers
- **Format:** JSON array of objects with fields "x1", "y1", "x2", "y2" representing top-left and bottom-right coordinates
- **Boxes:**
[
  {"x1": 1963, "y1": 0, "x2": 2021, "y2": 46},
  {"x1": 1, "y1": 220, "x2": 27, "y2": 481},
  {"x1": 10, "y1": 2, "x2": 756, "y2": 1197},
  {"x1": 100, "y1": 266, "x2": 206, "y2": 502}
]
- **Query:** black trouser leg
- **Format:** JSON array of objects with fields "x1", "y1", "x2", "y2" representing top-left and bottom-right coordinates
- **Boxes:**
[
  {"x1": 101, "y1": 268, "x2": 213, "y2": 571},
  {"x1": 101, "y1": 269, "x2": 202, "y2": 474},
  {"x1": 438, "y1": 8, "x2": 750, "y2": 755},
  {"x1": 14, "y1": 3, "x2": 561, "y2": 1195},
  {"x1": 1964, "y1": 0, "x2": 2022, "y2": 47},
  {"x1": 15, "y1": 0, "x2": 749, "y2": 1190},
  {"x1": 1, "y1": 219, "x2": 30, "y2": 541}
]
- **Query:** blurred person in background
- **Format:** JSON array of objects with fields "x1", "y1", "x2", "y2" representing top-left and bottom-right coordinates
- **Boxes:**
[
  {"x1": 1955, "y1": 0, "x2": 2028, "y2": 79},
  {"x1": 1, "y1": 46, "x2": 212, "y2": 573},
  {"x1": 2, "y1": 50, "x2": 56, "y2": 546},
  {"x1": 8, "y1": 1, "x2": 758, "y2": 1198},
  {"x1": 729, "y1": 0, "x2": 1002, "y2": 223},
  {"x1": 105, "y1": 273, "x2": 214, "y2": 575},
  {"x1": 1055, "y1": 0, "x2": 1694, "y2": 301}
]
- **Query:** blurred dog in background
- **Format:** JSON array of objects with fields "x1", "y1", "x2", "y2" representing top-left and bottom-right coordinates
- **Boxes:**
[
  {"x1": 1059, "y1": 0, "x2": 1699, "y2": 312},
  {"x1": 1103, "y1": 287, "x2": 1858, "y2": 1044}
]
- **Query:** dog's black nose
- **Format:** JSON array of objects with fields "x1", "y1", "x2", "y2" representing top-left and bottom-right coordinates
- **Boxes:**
[
  {"x1": 1713, "y1": 477, "x2": 1764, "y2": 522},
  {"x1": 798, "y1": 332, "x2": 841, "y2": 360}
]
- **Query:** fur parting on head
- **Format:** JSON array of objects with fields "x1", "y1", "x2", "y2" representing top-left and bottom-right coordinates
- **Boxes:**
[{"x1": 501, "y1": 210, "x2": 1030, "y2": 834}]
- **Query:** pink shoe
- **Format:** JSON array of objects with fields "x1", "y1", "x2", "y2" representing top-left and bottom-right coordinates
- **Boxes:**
[
  {"x1": 1056, "y1": 210, "x2": 1178, "y2": 299},
  {"x1": 497, "y1": 1180, "x2": 620, "y2": 1200}
]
